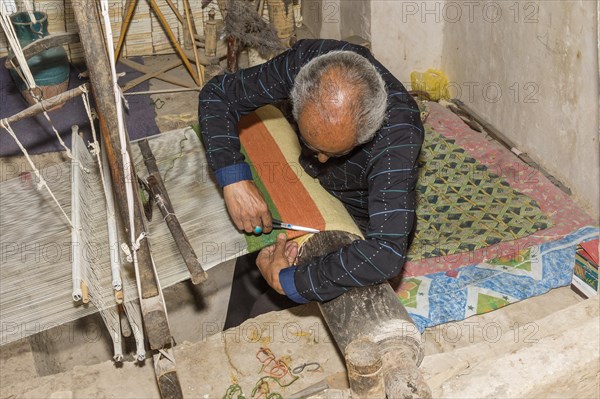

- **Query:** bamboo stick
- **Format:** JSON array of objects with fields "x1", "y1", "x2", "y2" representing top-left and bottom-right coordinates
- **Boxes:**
[
  {"x1": 114, "y1": 0, "x2": 138, "y2": 61},
  {"x1": 182, "y1": 0, "x2": 204, "y2": 85},
  {"x1": 146, "y1": 0, "x2": 200, "y2": 86}
]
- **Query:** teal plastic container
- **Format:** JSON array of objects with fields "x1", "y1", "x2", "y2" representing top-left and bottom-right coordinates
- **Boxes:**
[{"x1": 8, "y1": 11, "x2": 70, "y2": 92}]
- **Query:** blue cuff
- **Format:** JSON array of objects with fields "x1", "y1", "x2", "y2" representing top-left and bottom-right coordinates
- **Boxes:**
[
  {"x1": 279, "y1": 267, "x2": 310, "y2": 304},
  {"x1": 215, "y1": 163, "x2": 252, "y2": 187}
]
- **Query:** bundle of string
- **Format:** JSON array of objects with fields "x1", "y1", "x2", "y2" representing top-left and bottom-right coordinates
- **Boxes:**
[{"x1": 221, "y1": 347, "x2": 301, "y2": 398}]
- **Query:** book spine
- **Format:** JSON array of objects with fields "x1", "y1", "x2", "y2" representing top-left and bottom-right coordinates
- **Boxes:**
[{"x1": 571, "y1": 275, "x2": 598, "y2": 298}]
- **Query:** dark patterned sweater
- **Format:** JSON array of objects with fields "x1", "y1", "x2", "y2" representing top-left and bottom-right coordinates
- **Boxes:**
[{"x1": 198, "y1": 39, "x2": 423, "y2": 303}]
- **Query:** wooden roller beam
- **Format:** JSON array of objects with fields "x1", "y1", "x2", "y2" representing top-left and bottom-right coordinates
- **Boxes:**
[{"x1": 297, "y1": 231, "x2": 432, "y2": 399}]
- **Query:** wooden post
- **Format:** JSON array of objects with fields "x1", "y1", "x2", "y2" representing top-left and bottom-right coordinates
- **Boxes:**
[
  {"x1": 226, "y1": 36, "x2": 238, "y2": 73},
  {"x1": 296, "y1": 231, "x2": 432, "y2": 398},
  {"x1": 204, "y1": 9, "x2": 217, "y2": 58},
  {"x1": 182, "y1": 0, "x2": 204, "y2": 85}
]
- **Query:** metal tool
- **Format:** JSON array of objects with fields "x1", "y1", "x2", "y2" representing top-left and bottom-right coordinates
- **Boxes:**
[
  {"x1": 272, "y1": 218, "x2": 320, "y2": 234},
  {"x1": 288, "y1": 379, "x2": 330, "y2": 399}
]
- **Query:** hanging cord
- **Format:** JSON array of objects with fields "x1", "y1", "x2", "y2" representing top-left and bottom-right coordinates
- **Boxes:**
[
  {"x1": 37, "y1": 97, "x2": 74, "y2": 159},
  {"x1": 0, "y1": 118, "x2": 74, "y2": 229}
]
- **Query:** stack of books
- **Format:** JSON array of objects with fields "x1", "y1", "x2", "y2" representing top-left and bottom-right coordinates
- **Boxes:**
[{"x1": 571, "y1": 238, "x2": 599, "y2": 298}]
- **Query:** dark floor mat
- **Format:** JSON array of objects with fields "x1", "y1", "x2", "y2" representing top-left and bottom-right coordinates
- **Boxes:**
[{"x1": 0, "y1": 57, "x2": 160, "y2": 157}]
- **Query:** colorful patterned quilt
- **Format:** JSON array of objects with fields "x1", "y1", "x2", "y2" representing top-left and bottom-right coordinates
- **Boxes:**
[{"x1": 399, "y1": 226, "x2": 599, "y2": 332}]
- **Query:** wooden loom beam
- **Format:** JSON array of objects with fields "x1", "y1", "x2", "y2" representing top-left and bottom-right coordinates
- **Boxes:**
[
  {"x1": 72, "y1": 2, "x2": 182, "y2": 397},
  {"x1": 72, "y1": 0, "x2": 175, "y2": 350},
  {"x1": 2, "y1": 83, "x2": 89, "y2": 124},
  {"x1": 297, "y1": 231, "x2": 432, "y2": 398}
]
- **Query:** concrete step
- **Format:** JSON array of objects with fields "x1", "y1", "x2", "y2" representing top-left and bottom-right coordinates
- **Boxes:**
[{"x1": 420, "y1": 297, "x2": 599, "y2": 398}]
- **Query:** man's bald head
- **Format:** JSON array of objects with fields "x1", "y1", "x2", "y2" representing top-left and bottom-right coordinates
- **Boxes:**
[{"x1": 291, "y1": 50, "x2": 387, "y2": 161}]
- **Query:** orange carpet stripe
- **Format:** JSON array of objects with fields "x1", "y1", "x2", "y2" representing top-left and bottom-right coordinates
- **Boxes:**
[
  {"x1": 254, "y1": 106, "x2": 363, "y2": 239},
  {"x1": 239, "y1": 113, "x2": 325, "y2": 235}
]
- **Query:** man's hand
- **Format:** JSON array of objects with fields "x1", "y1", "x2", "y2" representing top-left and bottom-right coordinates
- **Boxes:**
[
  {"x1": 256, "y1": 233, "x2": 299, "y2": 294},
  {"x1": 223, "y1": 180, "x2": 272, "y2": 234}
]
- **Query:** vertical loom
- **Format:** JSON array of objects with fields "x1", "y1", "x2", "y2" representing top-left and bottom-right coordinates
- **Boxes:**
[{"x1": 71, "y1": 2, "x2": 184, "y2": 396}]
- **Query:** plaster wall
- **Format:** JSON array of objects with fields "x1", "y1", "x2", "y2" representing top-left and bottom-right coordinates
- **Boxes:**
[
  {"x1": 340, "y1": 0, "x2": 371, "y2": 42},
  {"x1": 441, "y1": 0, "x2": 599, "y2": 219},
  {"x1": 370, "y1": 0, "x2": 444, "y2": 84},
  {"x1": 301, "y1": 0, "x2": 370, "y2": 42}
]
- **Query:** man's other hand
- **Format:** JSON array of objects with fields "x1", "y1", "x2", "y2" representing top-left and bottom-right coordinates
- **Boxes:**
[
  {"x1": 256, "y1": 233, "x2": 299, "y2": 294},
  {"x1": 223, "y1": 180, "x2": 272, "y2": 234}
]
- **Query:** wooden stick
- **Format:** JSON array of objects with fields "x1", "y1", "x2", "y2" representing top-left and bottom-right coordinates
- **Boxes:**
[
  {"x1": 114, "y1": 0, "x2": 138, "y2": 61},
  {"x1": 147, "y1": 173, "x2": 208, "y2": 284},
  {"x1": 164, "y1": 0, "x2": 184, "y2": 24},
  {"x1": 163, "y1": 0, "x2": 198, "y2": 50},
  {"x1": 183, "y1": 0, "x2": 204, "y2": 85},
  {"x1": 146, "y1": 0, "x2": 200, "y2": 86},
  {"x1": 138, "y1": 139, "x2": 207, "y2": 285},
  {"x1": 227, "y1": 36, "x2": 239, "y2": 73},
  {"x1": 2, "y1": 84, "x2": 89, "y2": 125},
  {"x1": 119, "y1": 58, "x2": 195, "y2": 89},
  {"x1": 120, "y1": 58, "x2": 183, "y2": 92},
  {"x1": 4, "y1": 33, "x2": 79, "y2": 69},
  {"x1": 123, "y1": 87, "x2": 201, "y2": 96},
  {"x1": 81, "y1": 281, "x2": 90, "y2": 304}
]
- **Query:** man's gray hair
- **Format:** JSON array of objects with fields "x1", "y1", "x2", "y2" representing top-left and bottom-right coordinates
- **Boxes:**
[{"x1": 291, "y1": 50, "x2": 388, "y2": 145}]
